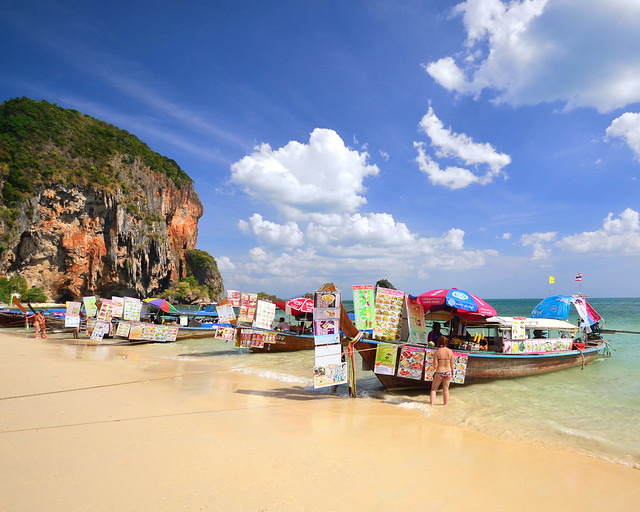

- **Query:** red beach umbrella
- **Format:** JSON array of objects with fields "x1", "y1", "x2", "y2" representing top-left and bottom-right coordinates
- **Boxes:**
[{"x1": 284, "y1": 297, "x2": 314, "y2": 316}]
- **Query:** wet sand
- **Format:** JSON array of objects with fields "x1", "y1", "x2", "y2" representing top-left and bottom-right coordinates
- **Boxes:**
[{"x1": 0, "y1": 330, "x2": 638, "y2": 511}]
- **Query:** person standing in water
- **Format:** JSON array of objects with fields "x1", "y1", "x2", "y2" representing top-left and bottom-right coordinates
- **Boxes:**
[{"x1": 430, "y1": 336, "x2": 454, "y2": 406}]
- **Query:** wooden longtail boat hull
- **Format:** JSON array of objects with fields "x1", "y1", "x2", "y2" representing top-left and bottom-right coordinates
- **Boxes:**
[
  {"x1": 0, "y1": 312, "x2": 30, "y2": 327},
  {"x1": 175, "y1": 326, "x2": 219, "y2": 340},
  {"x1": 355, "y1": 340, "x2": 607, "y2": 389},
  {"x1": 250, "y1": 332, "x2": 316, "y2": 352}
]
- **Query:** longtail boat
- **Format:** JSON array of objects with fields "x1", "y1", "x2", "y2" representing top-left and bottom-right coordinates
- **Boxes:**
[
  {"x1": 328, "y1": 284, "x2": 609, "y2": 389},
  {"x1": 247, "y1": 329, "x2": 315, "y2": 353},
  {"x1": 354, "y1": 316, "x2": 607, "y2": 388}
]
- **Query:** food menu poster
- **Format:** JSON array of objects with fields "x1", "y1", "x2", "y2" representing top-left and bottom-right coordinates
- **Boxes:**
[
  {"x1": 97, "y1": 299, "x2": 114, "y2": 322},
  {"x1": 373, "y1": 287, "x2": 404, "y2": 341},
  {"x1": 65, "y1": 301, "x2": 81, "y2": 328},
  {"x1": 423, "y1": 349, "x2": 436, "y2": 381},
  {"x1": 215, "y1": 326, "x2": 236, "y2": 341},
  {"x1": 90, "y1": 320, "x2": 110, "y2": 341},
  {"x1": 314, "y1": 342, "x2": 347, "y2": 389},
  {"x1": 397, "y1": 345, "x2": 426, "y2": 380},
  {"x1": 115, "y1": 322, "x2": 131, "y2": 338},
  {"x1": 511, "y1": 317, "x2": 527, "y2": 340},
  {"x1": 314, "y1": 291, "x2": 341, "y2": 309},
  {"x1": 123, "y1": 297, "x2": 142, "y2": 322},
  {"x1": 313, "y1": 290, "x2": 341, "y2": 344},
  {"x1": 217, "y1": 304, "x2": 236, "y2": 324},
  {"x1": 374, "y1": 342, "x2": 398, "y2": 375},
  {"x1": 226, "y1": 289, "x2": 241, "y2": 307},
  {"x1": 111, "y1": 296, "x2": 124, "y2": 317},
  {"x1": 406, "y1": 295, "x2": 426, "y2": 344},
  {"x1": 352, "y1": 285, "x2": 374, "y2": 330},
  {"x1": 238, "y1": 293, "x2": 258, "y2": 323},
  {"x1": 423, "y1": 350, "x2": 468, "y2": 384},
  {"x1": 503, "y1": 338, "x2": 572, "y2": 354},
  {"x1": 314, "y1": 362, "x2": 347, "y2": 389},
  {"x1": 83, "y1": 296, "x2": 98, "y2": 318},
  {"x1": 253, "y1": 300, "x2": 276, "y2": 330}
]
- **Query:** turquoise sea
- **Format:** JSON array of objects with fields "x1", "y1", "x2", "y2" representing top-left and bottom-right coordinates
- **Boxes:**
[{"x1": 38, "y1": 297, "x2": 640, "y2": 469}]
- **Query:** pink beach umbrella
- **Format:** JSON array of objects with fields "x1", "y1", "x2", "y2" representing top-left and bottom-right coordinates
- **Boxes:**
[{"x1": 416, "y1": 288, "x2": 496, "y2": 318}]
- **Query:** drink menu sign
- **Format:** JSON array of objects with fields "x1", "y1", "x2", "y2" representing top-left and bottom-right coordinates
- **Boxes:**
[
  {"x1": 406, "y1": 295, "x2": 426, "y2": 344},
  {"x1": 373, "y1": 287, "x2": 404, "y2": 341},
  {"x1": 352, "y1": 284, "x2": 374, "y2": 330}
]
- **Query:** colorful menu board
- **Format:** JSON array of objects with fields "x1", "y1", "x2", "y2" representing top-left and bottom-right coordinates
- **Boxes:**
[
  {"x1": 90, "y1": 320, "x2": 110, "y2": 341},
  {"x1": 373, "y1": 288, "x2": 404, "y2": 341},
  {"x1": 406, "y1": 295, "x2": 426, "y2": 344},
  {"x1": 423, "y1": 350, "x2": 468, "y2": 384},
  {"x1": 313, "y1": 363, "x2": 347, "y2": 388},
  {"x1": 503, "y1": 338, "x2": 572, "y2": 354},
  {"x1": 397, "y1": 345, "x2": 426, "y2": 380},
  {"x1": 238, "y1": 293, "x2": 258, "y2": 323},
  {"x1": 97, "y1": 299, "x2": 114, "y2": 322},
  {"x1": 64, "y1": 301, "x2": 81, "y2": 328},
  {"x1": 115, "y1": 322, "x2": 131, "y2": 338},
  {"x1": 226, "y1": 290, "x2": 241, "y2": 307},
  {"x1": 374, "y1": 342, "x2": 398, "y2": 375},
  {"x1": 216, "y1": 304, "x2": 236, "y2": 324},
  {"x1": 111, "y1": 296, "x2": 124, "y2": 317},
  {"x1": 123, "y1": 297, "x2": 142, "y2": 322},
  {"x1": 352, "y1": 284, "x2": 374, "y2": 330},
  {"x1": 253, "y1": 300, "x2": 276, "y2": 330},
  {"x1": 511, "y1": 317, "x2": 527, "y2": 340},
  {"x1": 312, "y1": 288, "x2": 345, "y2": 388},
  {"x1": 83, "y1": 296, "x2": 98, "y2": 318},
  {"x1": 215, "y1": 326, "x2": 236, "y2": 341}
]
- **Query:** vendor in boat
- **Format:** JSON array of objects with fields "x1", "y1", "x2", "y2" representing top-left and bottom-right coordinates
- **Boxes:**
[
  {"x1": 276, "y1": 317, "x2": 290, "y2": 331},
  {"x1": 533, "y1": 329, "x2": 546, "y2": 339},
  {"x1": 449, "y1": 317, "x2": 470, "y2": 342},
  {"x1": 427, "y1": 322, "x2": 442, "y2": 345}
]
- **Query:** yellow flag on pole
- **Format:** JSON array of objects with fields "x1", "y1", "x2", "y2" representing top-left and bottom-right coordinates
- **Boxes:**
[{"x1": 548, "y1": 276, "x2": 555, "y2": 284}]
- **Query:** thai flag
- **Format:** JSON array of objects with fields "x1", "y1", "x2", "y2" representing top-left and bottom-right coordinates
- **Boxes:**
[{"x1": 575, "y1": 272, "x2": 583, "y2": 282}]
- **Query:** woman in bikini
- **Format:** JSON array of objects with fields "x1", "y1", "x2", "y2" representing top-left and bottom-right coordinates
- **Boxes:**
[{"x1": 430, "y1": 336, "x2": 454, "y2": 406}]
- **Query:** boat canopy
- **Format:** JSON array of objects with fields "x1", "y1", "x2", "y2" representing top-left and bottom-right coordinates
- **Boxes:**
[{"x1": 485, "y1": 316, "x2": 578, "y2": 332}]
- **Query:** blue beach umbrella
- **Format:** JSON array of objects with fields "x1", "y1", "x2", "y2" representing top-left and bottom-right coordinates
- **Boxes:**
[{"x1": 531, "y1": 295, "x2": 571, "y2": 320}]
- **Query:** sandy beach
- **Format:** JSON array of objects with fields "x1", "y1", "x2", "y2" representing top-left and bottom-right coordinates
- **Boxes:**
[{"x1": 0, "y1": 330, "x2": 638, "y2": 512}]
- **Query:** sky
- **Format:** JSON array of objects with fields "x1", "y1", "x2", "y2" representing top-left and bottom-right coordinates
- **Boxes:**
[{"x1": 1, "y1": 0, "x2": 639, "y2": 300}]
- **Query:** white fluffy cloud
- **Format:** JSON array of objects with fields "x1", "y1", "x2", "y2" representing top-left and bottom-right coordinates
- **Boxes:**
[
  {"x1": 426, "y1": 0, "x2": 640, "y2": 112},
  {"x1": 520, "y1": 231, "x2": 558, "y2": 260},
  {"x1": 606, "y1": 112, "x2": 640, "y2": 159},
  {"x1": 556, "y1": 208, "x2": 640, "y2": 253},
  {"x1": 238, "y1": 214, "x2": 304, "y2": 248},
  {"x1": 414, "y1": 107, "x2": 510, "y2": 189},
  {"x1": 230, "y1": 128, "x2": 379, "y2": 220}
]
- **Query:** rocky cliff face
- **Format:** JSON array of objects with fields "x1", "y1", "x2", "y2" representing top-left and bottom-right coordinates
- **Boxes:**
[
  {"x1": 2, "y1": 158, "x2": 203, "y2": 301},
  {"x1": 0, "y1": 98, "x2": 220, "y2": 302}
]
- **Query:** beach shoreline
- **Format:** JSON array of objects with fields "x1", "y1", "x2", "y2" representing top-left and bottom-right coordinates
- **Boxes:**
[{"x1": 0, "y1": 329, "x2": 638, "y2": 511}]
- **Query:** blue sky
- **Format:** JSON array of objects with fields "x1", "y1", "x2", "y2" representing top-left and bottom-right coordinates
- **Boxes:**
[{"x1": 2, "y1": 0, "x2": 639, "y2": 299}]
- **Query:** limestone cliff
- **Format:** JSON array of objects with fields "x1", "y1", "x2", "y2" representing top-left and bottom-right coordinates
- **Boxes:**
[{"x1": 0, "y1": 97, "x2": 222, "y2": 301}]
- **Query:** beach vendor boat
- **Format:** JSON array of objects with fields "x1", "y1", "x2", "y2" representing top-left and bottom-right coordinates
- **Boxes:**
[
  {"x1": 345, "y1": 288, "x2": 609, "y2": 389},
  {"x1": 246, "y1": 297, "x2": 316, "y2": 353}
]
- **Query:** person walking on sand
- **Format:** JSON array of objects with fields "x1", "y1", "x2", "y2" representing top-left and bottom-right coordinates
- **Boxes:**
[
  {"x1": 430, "y1": 336, "x2": 454, "y2": 406},
  {"x1": 33, "y1": 312, "x2": 42, "y2": 338}
]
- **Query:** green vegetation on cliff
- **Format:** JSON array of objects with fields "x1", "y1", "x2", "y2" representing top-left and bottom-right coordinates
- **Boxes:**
[
  {"x1": 160, "y1": 249, "x2": 224, "y2": 303},
  {"x1": 0, "y1": 97, "x2": 192, "y2": 211}
]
